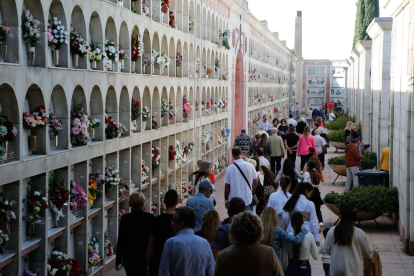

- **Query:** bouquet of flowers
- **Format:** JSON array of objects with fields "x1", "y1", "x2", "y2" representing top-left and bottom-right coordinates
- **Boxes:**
[
  {"x1": 22, "y1": 10, "x2": 41, "y2": 46},
  {"x1": 142, "y1": 0, "x2": 150, "y2": 17},
  {"x1": 23, "y1": 107, "x2": 48, "y2": 135},
  {"x1": 161, "y1": 99, "x2": 169, "y2": 119},
  {"x1": 142, "y1": 161, "x2": 149, "y2": 184},
  {"x1": 152, "y1": 116, "x2": 159, "y2": 129},
  {"x1": 0, "y1": 230, "x2": 9, "y2": 249},
  {"x1": 105, "y1": 40, "x2": 117, "y2": 60},
  {"x1": 207, "y1": 67, "x2": 213, "y2": 78},
  {"x1": 143, "y1": 57, "x2": 151, "y2": 66},
  {"x1": 47, "y1": 17, "x2": 68, "y2": 49},
  {"x1": 49, "y1": 247, "x2": 71, "y2": 273},
  {"x1": 206, "y1": 142, "x2": 210, "y2": 151},
  {"x1": 104, "y1": 229, "x2": 113, "y2": 258},
  {"x1": 26, "y1": 184, "x2": 49, "y2": 223},
  {"x1": 151, "y1": 49, "x2": 158, "y2": 65},
  {"x1": 119, "y1": 48, "x2": 128, "y2": 61},
  {"x1": 48, "y1": 176, "x2": 69, "y2": 221},
  {"x1": 105, "y1": 114, "x2": 127, "y2": 139},
  {"x1": 89, "y1": 42, "x2": 102, "y2": 63},
  {"x1": 195, "y1": 58, "x2": 201, "y2": 76},
  {"x1": 169, "y1": 11, "x2": 176, "y2": 28},
  {"x1": 222, "y1": 30, "x2": 231, "y2": 50},
  {"x1": 169, "y1": 145, "x2": 176, "y2": 160},
  {"x1": 176, "y1": 52, "x2": 182, "y2": 67},
  {"x1": 0, "y1": 194, "x2": 16, "y2": 222},
  {"x1": 119, "y1": 179, "x2": 133, "y2": 198},
  {"x1": 88, "y1": 237, "x2": 101, "y2": 267},
  {"x1": 71, "y1": 104, "x2": 90, "y2": 144},
  {"x1": 131, "y1": 100, "x2": 141, "y2": 121},
  {"x1": 88, "y1": 116, "x2": 101, "y2": 130},
  {"x1": 131, "y1": 0, "x2": 138, "y2": 13},
  {"x1": 250, "y1": 69, "x2": 258, "y2": 81},
  {"x1": 183, "y1": 95, "x2": 193, "y2": 119},
  {"x1": 218, "y1": 155, "x2": 226, "y2": 169},
  {"x1": 188, "y1": 182, "x2": 194, "y2": 196},
  {"x1": 189, "y1": 15, "x2": 195, "y2": 33},
  {"x1": 105, "y1": 166, "x2": 121, "y2": 189},
  {"x1": 70, "y1": 180, "x2": 87, "y2": 210},
  {"x1": 161, "y1": 0, "x2": 169, "y2": 14},
  {"x1": 0, "y1": 25, "x2": 10, "y2": 45},
  {"x1": 215, "y1": 58, "x2": 221, "y2": 71},
  {"x1": 70, "y1": 29, "x2": 89, "y2": 57},
  {"x1": 0, "y1": 113, "x2": 17, "y2": 143},
  {"x1": 152, "y1": 146, "x2": 161, "y2": 170},
  {"x1": 168, "y1": 100, "x2": 176, "y2": 122},
  {"x1": 151, "y1": 202, "x2": 157, "y2": 214},
  {"x1": 69, "y1": 259, "x2": 81, "y2": 276},
  {"x1": 142, "y1": 106, "x2": 151, "y2": 121},
  {"x1": 88, "y1": 178, "x2": 102, "y2": 203},
  {"x1": 195, "y1": 101, "x2": 199, "y2": 111},
  {"x1": 222, "y1": 69, "x2": 228, "y2": 80},
  {"x1": 119, "y1": 209, "x2": 126, "y2": 222},
  {"x1": 155, "y1": 52, "x2": 170, "y2": 68},
  {"x1": 47, "y1": 113, "x2": 63, "y2": 138},
  {"x1": 182, "y1": 143, "x2": 189, "y2": 157},
  {"x1": 188, "y1": 142, "x2": 194, "y2": 153},
  {"x1": 131, "y1": 29, "x2": 144, "y2": 61}
]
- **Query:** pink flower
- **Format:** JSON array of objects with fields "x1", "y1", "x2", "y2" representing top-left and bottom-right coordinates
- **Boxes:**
[
  {"x1": 72, "y1": 118, "x2": 81, "y2": 127},
  {"x1": 82, "y1": 115, "x2": 88, "y2": 123},
  {"x1": 80, "y1": 124, "x2": 88, "y2": 135},
  {"x1": 72, "y1": 127, "x2": 80, "y2": 135}
]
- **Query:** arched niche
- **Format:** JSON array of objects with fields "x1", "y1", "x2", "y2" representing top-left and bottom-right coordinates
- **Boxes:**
[
  {"x1": 211, "y1": 14, "x2": 215, "y2": 43},
  {"x1": 183, "y1": 0, "x2": 189, "y2": 34},
  {"x1": 207, "y1": 11, "x2": 211, "y2": 42},
  {"x1": 202, "y1": 8, "x2": 207, "y2": 40},
  {"x1": 196, "y1": 4, "x2": 201, "y2": 38},
  {"x1": 90, "y1": 85, "x2": 104, "y2": 141},
  {"x1": 105, "y1": 17, "x2": 118, "y2": 72},
  {"x1": 22, "y1": 0, "x2": 46, "y2": 67},
  {"x1": 183, "y1": 42, "x2": 188, "y2": 78},
  {"x1": 143, "y1": 29, "x2": 151, "y2": 74},
  {"x1": 168, "y1": 37, "x2": 176, "y2": 77},
  {"x1": 49, "y1": 0, "x2": 68, "y2": 68},
  {"x1": 214, "y1": 87, "x2": 219, "y2": 114},
  {"x1": 131, "y1": 87, "x2": 141, "y2": 132},
  {"x1": 202, "y1": 87, "x2": 207, "y2": 117},
  {"x1": 161, "y1": 35, "x2": 168, "y2": 77},
  {"x1": 142, "y1": 87, "x2": 151, "y2": 131},
  {"x1": 131, "y1": 25, "x2": 142, "y2": 74},
  {"x1": 23, "y1": 84, "x2": 46, "y2": 156},
  {"x1": 106, "y1": 86, "x2": 118, "y2": 124},
  {"x1": 71, "y1": 5, "x2": 87, "y2": 69},
  {"x1": 210, "y1": 51, "x2": 214, "y2": 79},
  {"x1": 189, "y1": 43, "x2": 194, "y2": 78},
  {"x1": 169, "y1": 87, "x2": 176, "y2": 125},
  {"x1": 152, "y1": 87, "x2": 161, "y2": 129},
  {"x1": 152, "y1": 32, "x2": 160, "y2": 75},
  {"x1": 119, "y1": 86, "x2": 130, "y2": 136},
  {"x1": 89, "y1": 11, "x2": 104, "y2": 71},
  {"x1": 0, "y1": 0, "x2": 19, "y2": 63},
  {"x1": 189, "y1": 1, "x2": 195, "y2": 35},
  {"x1": 119, "y1": 21, "x2": 130, "y2": 73},
  {"x1": 183, "y1": 87, "x2": 189, "y2": 122},
  {"x1": 153, "y1": 0, "x2": 168, "y2": 25},
  {"x1": 71, "y1": 85, "x2": 87, "y2": 113},
  {"x1": 176, "y1": 87, "x2": 183, "y2": 123},
  {"x1": 189, "y1": 87, "x2": 194, "y2": 120},
  {"x1": 176, "y1": 0, "x2": 183, "y2": 31},
  {"x1": 49, "y1": 85, "x2": 68, "y2": 150},
  {"x1": 195, "y1": 87, "x2": 200, "y2": 119},
  {"x1": 202, "y1": 48, "x2": 206, "y2": 78},
  {"x1": 196, "y1": 46, "x2": 200, "y2": 78},
  {"x1": 218, "y1": 52, "x2": 222, "y2": 80},
  {"x1": 206, "y1": 50, "x2": 211, "y2": 78},
  {"x1": 161, "y1": 87, "x2": 168, "y2": 126},
  {"x1": 0, "y1": 83, "x2": 20, "y2": 160}
]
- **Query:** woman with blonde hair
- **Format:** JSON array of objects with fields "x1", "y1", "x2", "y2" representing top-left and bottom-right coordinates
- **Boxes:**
[
  {"x1": 261, "y1": 207, "x2": 308, "y2": 271},
  {"x1": 195, "y1": 210, "x2": 221, "y2": 247},
  {"x1": 345, "y1": 121, "x2": 353, "y2": 142},
  {"x1": 297, "y1": 126, "x2": 317, "y2": 171}
]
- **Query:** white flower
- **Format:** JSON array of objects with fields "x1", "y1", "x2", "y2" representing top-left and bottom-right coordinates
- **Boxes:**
[
  {"x1": 0, "y1": 126, "x2": 7, "y2": 137},
  {"x1": 4, "y1": 200, "x2": 8, "y2": 205},
  {"x1": 53, "y1": 29, "x2": 57, "y2": 34},
  {"x1": 35, "y1": 33, "x2": 40, "y2": 38},
  {"x1": 56, "y1": 26, "x2": 60, "y2": 30},
  {"x1": 53, "y1": 21, "x2": 58, "y2": 25},
  {"x1": 42, "y1": 197, "x2": 47, "y2": 202},
  {"x1": 108, "y1": 46, "x2": 115, "y2": 53},
  {"x1": 25, "y1": 10, "x2": 31, "y2": 17},
  {"x1": 60, "y1": 30, "x2": 64, "y2": 34},
  {"x1": 60, "y1": 39, "x2": 63, "y2": 43},
  {"x1": 64, "y1": 39, "x2": 68, "y2": 44},
  {"x1": 53, "y1": 17, "x2": 57, "y2": 21},
  {"x1": 53, "y1": 39, "x2": 57, "y2": 44},
  {"x1": 58, "y1": 21, "x2": 61, "y2": 25},
  {"x1": 34, "y1": 191, "x2": 40, "y2": 196}
]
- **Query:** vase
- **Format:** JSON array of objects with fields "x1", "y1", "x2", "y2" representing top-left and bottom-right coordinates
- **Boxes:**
[
  {"x1": 105, "y1": 185, "x2": 113, "y2": 199},
  {"x1": 51, "y1": 47, "x2": 59, "y2": 66},
  {"x1": 88, "y1": 200, "x2": 93, "y2": 209},
  {"x1": 121, "y1": 59, "x2": 125, "y2": 70},
  {"x1": 52, "y1": 212, "x2": 60, "y2": 227},
  {"x1": 73, "y1": 53, "x2": 79, "y2": 68},
  {"x1": 29, "y1": 136, "x2": 38, "y2": 154},
  {"x1": 176, "y1": 66, "x2": 179, "y2": 76},
  {"x1": 143, "y1": 64, "x2": 146, "y2": 73},
  {"x1": 91, "y1": 128, "x2": 95, "y2": 140},
  {"x1": 107, "y1": 60, "x2": 113, "y2": 71},
  {"x1": 161, "y1": 67, "x2": 163, "y2": 75},
  {"x1": 132, "y1": 61, "x2": 136, "y2": 72},
  {"x1": 142, "y1": 120, "x2": 147, "y2": 130},
  {"x1": 92, "y1": 60, "x2": 97, "y2": 69},
  {"x1": 28, "y1": 43, "x2": 36, "y2": 66},
  {"x1": 0, "y1": 221, "x2": 10, "y2": 235},
  {"x1": 51, "y1": 135, "x2": 58, "y2": 149},
  {"x1": 2, "y1": 141, "x2": 8, "y2": 153},
  {"x1": 131, "y1": 120, "x2": 137, "y2": 131},
  {"x1": 27, "y1": 222, "x2": 36, "y2": 237},
  {"x1": 0, "y1": 44, "x2": 7, "y2": 62}
]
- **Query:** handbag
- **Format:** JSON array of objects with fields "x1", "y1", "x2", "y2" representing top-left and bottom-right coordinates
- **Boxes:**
[
  {"x1": 305, "y1": 137, "x2": 315, "y2": 153},
  {"x1": 234, "y1": 163, "x2": 259, "y2": 206}
]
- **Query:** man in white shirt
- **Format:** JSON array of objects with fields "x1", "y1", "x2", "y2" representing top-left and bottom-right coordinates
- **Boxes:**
[
  {"x1": 286, "y1": 114, "x2": 297, "y2": 128},
  {"x1": 224, "y1": 147, "x2": 258, "y2": 211},
  {"x1": 255, "y1": 147, "x2": 270, "y2": 170},
  {"x1": 258, "y1": 115, "x2": 271, "y2": 131},
  {"x1": 329, "y1": 112, "x2": 336, "y2": 121},
  {"x1": 314, "y1": 128, "x2": 327, "y2": 169}
]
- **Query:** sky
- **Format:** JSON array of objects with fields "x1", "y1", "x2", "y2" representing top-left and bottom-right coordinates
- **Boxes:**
[{"x1": 248, "y1": 0, "x2": 359, "y2": 60}]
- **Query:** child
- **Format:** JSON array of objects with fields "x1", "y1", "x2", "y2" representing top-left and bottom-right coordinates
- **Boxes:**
[{"x1": 319, "y1": 228, "x2": 331, "y2": 276}]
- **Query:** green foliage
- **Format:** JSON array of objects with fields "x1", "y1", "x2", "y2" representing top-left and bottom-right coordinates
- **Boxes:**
[
  {"x1": 361, "y1": 152, "x2": 377, "y2": 170},
  {"x1": 325, "y1": 117, "x2": 354, "y2": 130},
  {"x1": 352, "y1": 0, "x2": 379, "y2": 50},
  {"x1": 327, "y1": 130, "x2": 346, "y2": 142},
  {"x1": 327, "y1": 155, "x2": 345, "y2": 165},
  {"x1": 323, "y1": 186, "x2": 398, "y2": 214}
]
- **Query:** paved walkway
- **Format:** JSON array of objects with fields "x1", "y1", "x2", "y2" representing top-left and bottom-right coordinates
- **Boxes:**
[{"x1": 106, "y1": 147, "x2": 414, "y2": 276}]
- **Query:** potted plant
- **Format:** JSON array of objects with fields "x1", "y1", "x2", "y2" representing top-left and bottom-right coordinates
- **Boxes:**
[
  {"x1": 327, "y1": 129, "x2": 346, "y2": 151},
  {"x1": 70, "y1": 29, "x2": 89, "y2": 68},
  {"x1": 26, "y1": 183, "x2": 49, "y2": 237},
  {"x1": 70, "y1": 180, "x2": 87, "y2": 221},
  {"x1": 104, "y1": 166, "x2": 120, "y2": 199},
  {"x1": 142, "y1": 106, "x2": 150, "y2": 130},
  {"x1": 70, "y1": 104, "x2": 90, "y2": 146},
  {"x1": 327, "y1": 155, "x2": 346, "y2": 176}
]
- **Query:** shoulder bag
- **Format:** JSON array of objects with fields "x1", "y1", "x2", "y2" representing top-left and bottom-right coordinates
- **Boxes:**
[
  {"x1": 234, "y1": 163, "x2": 259, "y2": 205},
  {"x1": 305, "y1": 137, "x2": 315, "y2": 153}
]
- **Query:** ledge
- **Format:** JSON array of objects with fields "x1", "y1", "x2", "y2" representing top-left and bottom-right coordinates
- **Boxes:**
[
  {"x1": 88, "y1": 208, "x2": 101, "y2": 219},
  {"x1": 22, "y1": 238, "x2": 42, "y2": 256},
  {"x1": 119, "y1": 197, "x2": 127, "y2": 203},
  {"x1": 48, "y1": 226, "x2": 65, "y2": 242},
  {"x1": 131, "y1": 187, "x2": 140, "y2": 194},
  {"x1": 104, "y1": 200, "x2": 115, "y2": 210},
  {"x1": 142, "y1": 184, "x2": 149, "y2": 190},
  {"x1": 105, "y1": 254, "x2": 116, "y2": 265},
  {"x1": 70, "y1": 217, "x2": 84, "y2": 230},
  {"x1": 0, "y1": 253, "x2": 16, "y2": 269},
  {"x1": 151, "y1": 177, "x2": 158, "y2": 185}
]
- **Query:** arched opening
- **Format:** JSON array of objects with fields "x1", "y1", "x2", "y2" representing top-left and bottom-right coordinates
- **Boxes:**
[
  {"x1": 152, "y1": 87, "x2": 161, "y2": 129},
  {"x1": 22, "y1": 0, "x2": 45, "y2": 67},
  {"x1": 152, "y1": 32, "x2": 160, "y2": 75},
  {"x1": 202, "y1": 48, "x2": 206, "y2": 78},
  {"x1": 169, "y1": 37, "x2": 176, "y2": 77},
  {"x1": 176, "y1": 87, "x2": 183, "y2": 123},
  {"x1": 196, "y1": 87, "x2": 200, "y2": 119},
  {"x1": 49, "y1": 85, "x2": 68, "y2": 150},
  {"x1": 70, "y1": 85, "x2": 88, "y2": 147},
  {"x1": 105, "y1": 86, "x2": 118, "y2": 140},
  {"x1": 189, "y1": 87, "x2": 194, "y2": 120},
  {"x1": 196, "y1": 46, "x2": 200, "y2": 78},
  {"x1": 169, "y1": 87, "x2": 176, "y2": 125},
  {"x1": 176, "y1": 40, "x2": 182, "y2": 77},
  {"x1": 0, "y1": 0, "x2": 19, "y2": 63},
  {"x1": 105, "y1": 17, "x2": 118, "y2": 72},
  {"x1": 211, "y1": 14, "x2": 215, "y2": 43},
  {"x1": 161, "y1": 35, "x2": 168, "y2": 77},
  {"x1": 119, "y1": 21, "x2": 130, "y2": 73},
  {"x1": 70, "y1": 5, "x2": 87, "y2": 69},
  {"x1": 49, "y1": 0, "x2": 68, "y2": 68},
  {"x1": 161, "y1": 87, "x2": 169, "y2": 126},
  {"x1": 207, "y1": 11, "x2": 211, "y2": 41},
  {"x1": 183, "y1": 42, "x2": 188, "y2": 78},
  {"x1": 142, "y1": 87, "x2": 151, "y2": 131},
  {"x1": 183, "y1": 0, "x2": 189, "y2": 34},
  {"x1": 131, "y1": 25, "x2": 142, "y2": 74},
  {"x1": 189, "y1": 1, "x2": 195, "y2": 35},
  {"x1": 90, "y1": 86, "x2": 104, "y2": 141},
  {"x1": 202, "y1": 8, "x2": 207, "y2": 40},
  {"x1": 0, "y1": 83, "x2": 20, "y2": 161},
  {"x1": 189, "y1": 43, "x2": 194, "y2": 79},
  {"x1": 196, "y1": 4, "x2": 201, "y2": 38},
  {"x1": 176, "y1": 0, "x2": 183, "y2": 31},
  {"x1": 89, "y1": 11, "x2": 104, "y2": 71},
  {"x1": 207, "y1": 50, "x2": 211, "y2": 79},
  {"x1": 143, "y1": 29, "x2": 151, "y2": 74},
  {"x1": 119, "y1": 86, "x2": 130, "y2": 137},
  {"x1": 202, "y1": 87, "x2": 207, "y2": 117},
  {"x1": 131, "y1": 87, "x2": 141, "y2": 132}
]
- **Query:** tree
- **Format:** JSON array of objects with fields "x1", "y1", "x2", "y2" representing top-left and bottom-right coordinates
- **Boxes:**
[{"x1": 352, "y1": 0, "x2": 379, "y2": 50}]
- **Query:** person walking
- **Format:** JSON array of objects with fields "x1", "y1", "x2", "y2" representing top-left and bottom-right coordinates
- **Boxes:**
[
  {"x1": 195, "y1": 210, "x2": 221, "y2": 247},
  {"x1": 344, "y1": 121, "x2": 353, "y2": 144},
  {"x1": 258, "y1": 134, "x2": 271, "y2": 163},
  {"x1": 186, "y1": 180, "x2": 216, "y2": 232},
  {"x1": 214, "y1": 211, "x2": 284, "y2": 276},
  {"x1": 312, "y1": 107, "x2": 320, "y2": 122},
  {"x1": 259, "y1": 114, "x2": 272, "y2": 131},
  {"x1": 159, "y1": 207, "x2": 215, "y2": 276},
  {"x1": 249, "y1": 133, "x2": 262, "y2": 157},
  {"x1": 328, "y1": 101, "x2": 334, "y2": 113},
  {"x1": 278, "y1": 119, "x2": 288, "y2": 140},
  {"x1": 252, "y1": 156, "x2": 278, "y2": 205},
  {"x1": 194, "y1": 162, "x2": 216, "y2": 202},
  {"x1": 286, "y1": 114, "x2": 297, "y2": 128},
  {"x1": 314, "y1": 116, "x2": 324, "y2": 128},
  {"x1": 285, "y1": 125, "x2": 299, "y2": 165},
  {"x1": 267, "y1": 176, "x2": 292, "y2": 227},
  {"x1": 233, "y1": 129, "x2": 252, "y2": 156},
  {"x1": 345, "y1": 138, "x2": 363, "y2": 191},
  {"x1": 248, "y1": 157, "x2": 265, "y2": 215},
  {"x1": 314, "y1": 128, "x2": 327, "y2": 169},
  {"x1": 297, "y1": 126, "x2": 317, "y2": 171},
  {"x1": 212, "y1": 197, "x2": 246, "y2": 258},
  {"x1": 147, "y1": 190, "x2": 178, "y2": 276},
  {"x1": 256, "y1": 147, "x2": 270, "y2": 170},
  {"x1": 296, "y1": 117, "x2": 307, "y2": 134},
  {"x1": 268, "y1": 128, "x2": 285, "y2": 174},
  {"x1": 324, "y1": 204, "x2": 374, "y2": 276},
  {"x1": 274, "y1": 159, "x2": 304, "y2": 193},
  {"x1": 324, "y1": 102, "x2": 328, "y2": 114},
  {"x1": 319, "y1": 107, "x2": 325, "y2": 124},
  {"x1": 303, "y1": 160, "x2": 324, "y2": 231},
  {"x1": 284, "y1": 212, "x2": 319, "y2": 276},
  {"x1": 307, "y1": 107, "x2": 313, "y2": 127},
  {"x1": 318, "y1": 228, "x2": 331, "y2": 276},
  {"x1": 116, "y1": 192, "x2": 154, "y2": 275},
  {"x1": 224, "y1": 147, "x2": 258, "y2": 211},
  {"x1": 296, "y1": 103, "x2": 301, "y2": 120},
  {"x1": 261, "y1": 206, "x2": 308, "y2": 272},
  {"x1": 282, "y1": 182, "x2": 320, "y2": 245}
]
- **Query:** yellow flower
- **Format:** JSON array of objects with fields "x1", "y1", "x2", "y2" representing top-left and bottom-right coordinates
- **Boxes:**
[
  {"x1": 96, "y1": 55, "x2": 101, "y2": 61},
  {"x1": 89, "y1": 51, "x2": 94, "y2": 59},
  {"x1": 88, "y1": 190, "x2": 96, "y2": 201}
]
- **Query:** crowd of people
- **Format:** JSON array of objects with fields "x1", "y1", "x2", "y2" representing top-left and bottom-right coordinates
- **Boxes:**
[{"x1": 115, "y1": 103, "x2": 376, "y2": 276}]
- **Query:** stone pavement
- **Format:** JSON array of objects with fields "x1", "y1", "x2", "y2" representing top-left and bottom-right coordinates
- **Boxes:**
[{"x1": 105, "y1": 147, "x2": 414, "y2": 276}]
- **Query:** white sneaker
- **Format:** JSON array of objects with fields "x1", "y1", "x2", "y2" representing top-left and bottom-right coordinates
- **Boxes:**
[{"x1": 319, "y1": 222, "x2": 324, "y2": 232}]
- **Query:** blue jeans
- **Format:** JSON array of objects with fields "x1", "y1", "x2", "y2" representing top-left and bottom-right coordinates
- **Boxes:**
[
  {"x1": 285, "y1": 259, "x2": 311, "y2": 276},
  {"x1": 296, "y1": 110, "x2": 299, "y2": 119},
  {"x1": 246, "y1": 202, "x2": 254, "y2": 211},
  {"x1": 323, "y1": 263, "x2": 330, "y2": 276}
]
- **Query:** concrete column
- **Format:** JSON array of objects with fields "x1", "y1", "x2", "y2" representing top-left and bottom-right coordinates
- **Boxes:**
[{"x1": 294, "y1": 11, "x2": 303, "y2": 59}]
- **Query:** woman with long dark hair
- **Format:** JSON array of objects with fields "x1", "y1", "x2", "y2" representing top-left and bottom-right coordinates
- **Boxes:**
[
  {"x1": 267, "y1": 176, "x2": 291, "y2": 228},
  {"x1": 282, "y1": 182, "x2": 320, "y2": 245},
  {"x1": 285, "y1": 212, "x2": 319, "y2": 276},
  {"x1": 194, "y1": 162, "x2": 215, "y2": 202},
  {"x1": 325, "y1": 204, "x2": 374, "y2": 276},
  {"x1": 259, "y1": 134, "x2": 271, "y2": 162},
  {"x1": 303, "y1": 160, "x2": 324, "y2": 231},
  {"x1": 249, "y1": 157, "x2": 265, "y2": 216},
  {"x1": 252, "y1": 156, "x2": 278, "y2": 205},
  {"x1": 273, "y1": 159, "x2": 304, "y2": 193},
  {"x1": 278, "y1": 119, "x2": 288, "y2": 140}
]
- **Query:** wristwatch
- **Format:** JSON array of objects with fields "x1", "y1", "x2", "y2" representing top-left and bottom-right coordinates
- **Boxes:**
[{"x1": 225, "y1": 200, "x2": 229, "y2": 203}]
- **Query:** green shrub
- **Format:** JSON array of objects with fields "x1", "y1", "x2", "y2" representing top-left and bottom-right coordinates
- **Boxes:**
[
  {"x1": 361, "y1": 152, "x2": 377, "y2": 170},
  {"x1": 327, "y1": 156, "x2": 345, "y2": 165},
  {"x1": 327, "y1": 130, "x2": 346, "y2": 142},
  {"x1": 323, "y1": 186, "x2": 398, "y2": 214},
  {"x1": 325, "y1": 117, "x2": 354, "y2": 130}
]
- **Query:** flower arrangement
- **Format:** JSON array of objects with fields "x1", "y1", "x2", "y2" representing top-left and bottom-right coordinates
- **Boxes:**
[
  {"x1": 195, "y1": 58, "x2": 201, "y2": 76},
  {"x1": 142, "y1": 106, "x2": 151, "y2": 121},
  {"x1": 222, "y1": 30, "x2": 231, "y2": 50},
  {"x1": 143, "y1": 57, "x2": 151, "y2": 66},
  {"x1": 88, "y1": 177, "x2": 103, "y2": 203},
  {"x1": 151, "y1": 202, "x2": 157, "y2": 214},
  {"x1": 88, "y1": 116, "x2": 101, "y2": 131},
  {"x1": 131, "y1": 0, "x2": 138, "y2": 13},
  {"x1": 89, "y1": 42, "x2": 102, "y2": 63},
  {"x1": 119, "y1": 48, "x2": 128, "y2": 60},
  {"x1": 0, "y1": 113, "x2": 17, "y2": 143},
  {"x1": 71, "y1": 104, "x2": 90, "y2": 144},
  {"x1": 169, "y1": 145, "x2": 176, "y2": 160},
  {"x1": 24, "y1": 270, "x2": 37, "y2": 276},
  {"x1": 48, "y1": 176, "x2": 69, "y2": 222},
  {"x1": 218, "y1": 155, "x2": 226, "y2": 169},
  {"x1": 0, "y1": 25, "x2": 10, "y2": 45},
  {"x1": 188, "y1": 142, "x2": 194, "y2": 153},
  {"x1": 188, "y1": 182, "x2": 194, "y2": 196},
  {"x1": 119, "y1": 179, "x2": 133, "y2": 198},
  {"x1": 151, "y1": 49, "x2": 158, "y2": 65},
  {"x1": 169, "y1": 10, "x2": 176, "y2": 28},
  {"x1": 161, "y1": 99, "x2": 169, "y2": 119},
  {"x1": 119, "y1": 209, "x2": 126, "y2": 222},
  {"x1": 105, "y1": 40, "x2": 117, "y2": 60},
  {"x1": 131, "y1": 29, "x2": 144, "y2": 61},
  {"x1": 47, "y1": 113, "x2": 64, "y2": 138},
  {"x1": 195, "y1": 101, "x2": 199, "y2": 111},
  {"x1": 23, "y1": 107, "x2": 48, "y2": 135},
  {"x1": 47, "y1": 17, "x2": 68, "y2": 49},
  {"x1": 152, "y1": 146, "x2": 161, "y2": 170},
  {"x1": 49, "y1": 247, "x2": 71, "y2": 274},
  {"x1": 142, "y1": 0, "x2": 150, "y2": 17},
  {"x1": 155, "y1": 52, "x2": 170, "y2": 68},
  {"x1": 152, "y1": 116, "x2": 159, "y2": 129},
  {"x1": 22, "y1": 10, "x2": 41, "y2": 46},
  {"x1": 161, "y1": 0, "x2": 169, "y2": 14},
  {"x1": 169, "y1": 100, "x2": 176, "y2": 122},
  {"x1": 70, "y1": 29, "x2": 89, "y2": 57},
  {"x1": 222, "y1": 69, "x2": 228, "y2": 80},
  {"x1": 142, "y1": 161, "x2": 149, "y2": 184},
  {"x1": 206, "y1": 142, "x2": 210, "y2": 151},
  {"x1": 88, "y1": 236, "x2": 101, "y2": 267},
  {"x1": 0, "y1": 230, "x2": 9, "y2": 249},
  {"x1": 70, "y1": 180, "x2": 87, "y2": 210},
  {"x1": 207, "y1": 67, "x2": 213, "y2": 78},
  {"x1": 105, "y1": 114, "x2": 127, "y2": 139},
  {"x1": 215, "y1": 58, "x2": 221, "y2": 71},
  {"x1": 189, "y1": 15, "x2": 195, "y2": 33},
  {"x1": 183, "y1": 95, "x2": 193, "y2": 119},
  {"x1": 176, "y1": 52, "x2": 182, "y2": 67},
  {"x1": 69, "y1": 259, "x2": 81, "y2": 276},
  {"x1": 26, "y1": 183, "x2": 48, "y2": 223},
  {"x1": 250, "y1": 69, "x2": 258, "y2": 81},
  {"x1": 104, "y1": 166, "x2": 121, "y2": 189},
  {"x1": 0, "y1": 194, "x2": 16, "y2": 222},
  {"x1": 104, "y1": 229, "x2": 113, "y2": 258}
]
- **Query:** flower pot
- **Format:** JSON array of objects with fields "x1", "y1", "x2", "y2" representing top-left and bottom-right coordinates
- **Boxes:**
[
  {"x1": 73, "y1": 53, "x2": 79, "y2": 68},
  {"x1": 88, "y1": 200, "x2": 93, "y2": 209},
  {"x1": 325, "y1": 203, "x2": 381, "y2": 222},
  {"x1": 105, "y1": 185, "x2": 113, "y2": 199},
  {"x1": 0, "y1": 221, "x2": 10, "y2": 235},
  {"x1": 92, "y1": 60, "x2": 97, "y2": 69},
  {"x1": 51, "y1": 49, "x2": 59, "y2": 67},
  {"x1": 28, "y1": 44, "x2": 36, "y2": 66},
  {"x1": 27, "y1": 222, "x2": 36, "y2": 238},
  {"x1": 0, "y1": 44, "x2": 7, "y2": 62},
  {"x1": 142, "y1": 120, "x2": 147, "y2": 130},
  {"x1": 330, "y1": 141, "x2": 346, "y2": 150},
  {"x1": 132, "y1": 61, "x2": 136, "y2": 72},
  {"x1": 91, "y1": 128, "x2": 95, "y2": 140},
  {"x1": 328, "y1": 164, "x2": 347, "y2": 176},
  {"x1": 29, "y1": 136, "x2": 38, "y2": 154},
  {"x1": 52, "y1": 211, "x2": 60, "y2": 227},
  {"x1": 121, "y1": 59, "x2": 125, "y2": 70},
  {"x1": 131, "y1": 120, "x2": 137, "y2": 131}
]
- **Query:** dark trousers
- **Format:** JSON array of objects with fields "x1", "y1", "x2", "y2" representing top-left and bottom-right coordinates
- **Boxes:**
[
  {"x1": 287, "y1": 151, "x2": 297, "y2": 165},
  {"x1": 285, "y1": 259, "x2": 311, "y2": 276},
  {"x1": 318, "y1": 153, "x2": 325, "y2": 169},
  {"x1": 315, "y1": 201, "x2": 323, "y2": 223},
  {"x1": 123, "y1": 256, "x2": 147, "y2": 276},
  {"x1": 323, "y1": 263, "x2": 330, "y2": 276},
  {"x1": 300, "y1": 154, "x2": 313, "y2": 171},
  {"x1": 270, "y1": 156, "x2": 282, "y2": 174}
]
